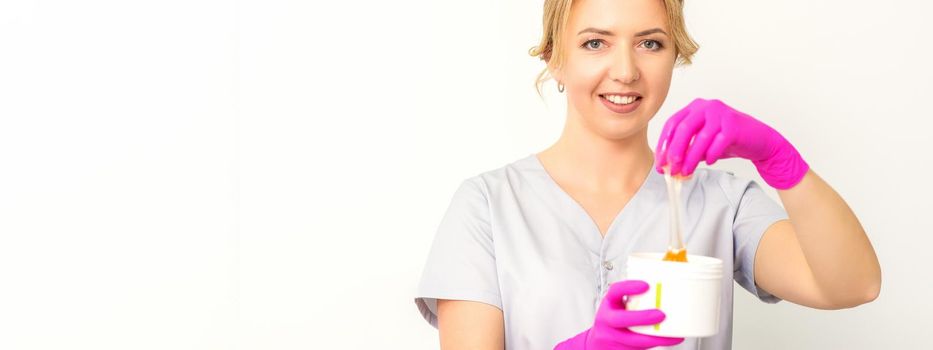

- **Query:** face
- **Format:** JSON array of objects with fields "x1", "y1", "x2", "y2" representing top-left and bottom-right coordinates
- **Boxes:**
[{"x1": 549, "y1": 0, "x2": 677, "y2": 141}]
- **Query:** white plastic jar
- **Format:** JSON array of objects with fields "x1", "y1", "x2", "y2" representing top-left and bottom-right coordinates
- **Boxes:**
[{"x1": 624, "y1": 252, "x2": 724, "y2": 338}]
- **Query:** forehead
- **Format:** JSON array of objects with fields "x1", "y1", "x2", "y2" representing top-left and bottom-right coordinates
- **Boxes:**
[{"x1": 568, "y1": 0, "x2": 670, "y2": 34}]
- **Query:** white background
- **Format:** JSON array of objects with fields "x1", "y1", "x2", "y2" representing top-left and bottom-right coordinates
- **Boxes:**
[{"x1": 0, "y1": 0, "x2": 930, "y2": 349}]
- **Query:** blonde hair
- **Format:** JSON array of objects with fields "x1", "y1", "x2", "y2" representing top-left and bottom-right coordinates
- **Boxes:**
[{"x1": 528, "y1": 0, "x2": 699, "y2": 97}]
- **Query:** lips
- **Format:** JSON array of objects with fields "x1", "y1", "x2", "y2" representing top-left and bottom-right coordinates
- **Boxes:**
[{"x1": 599, "y1": 94, "x2": 643, "y2": 114}]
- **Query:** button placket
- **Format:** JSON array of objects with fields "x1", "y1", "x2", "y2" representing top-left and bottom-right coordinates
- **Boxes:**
[
  {"x1": 594, "y1": 259, "x2": 605, "y2": 311},
  {"x1": 595, "y1": 257, "x2": 606, "y2": 295}
]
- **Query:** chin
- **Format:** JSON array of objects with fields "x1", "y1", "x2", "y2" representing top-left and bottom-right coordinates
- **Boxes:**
[{"x1": 591, "y1": 118, "x2": 647, "y2": 141}]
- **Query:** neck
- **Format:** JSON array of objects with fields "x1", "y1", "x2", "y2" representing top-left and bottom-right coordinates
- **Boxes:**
[{"x1": 537, "y1": 113, "x2": 655, "y2": 194}]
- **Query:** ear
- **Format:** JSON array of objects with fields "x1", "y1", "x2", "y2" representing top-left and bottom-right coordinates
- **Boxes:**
[{"x1": 546, "y1": 60, "x2": 563, "y2": 85}]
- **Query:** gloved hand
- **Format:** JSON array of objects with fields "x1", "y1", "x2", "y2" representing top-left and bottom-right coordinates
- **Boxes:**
[
  {"x1": 654, "y1": 98, "x2": 809, "y2": 190},
  {"x1": 554, "y1": 280, "x2": 684, "y2": 350}
]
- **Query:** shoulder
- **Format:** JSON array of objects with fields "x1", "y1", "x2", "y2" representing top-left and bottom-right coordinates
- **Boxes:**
[
  {"x1": 457, "y1": 154, "x2": 538, "y2": 198},
  {"x1": 438, "y1": 157, "x2": 533, "y2": 226}
]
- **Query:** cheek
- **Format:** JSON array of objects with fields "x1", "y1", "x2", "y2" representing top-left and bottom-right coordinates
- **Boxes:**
[
  {"x1": 565, "y1": 62, "x2": 605, "y2": 89},
  {"x1": 649, "y1": 77, "x2": 672, "y2": 101},
  {"x1": 644, "y1": 59, "x2": 674, "y2": 81},
  {"x1": 643, "y1": 62, "x2": 674, "y2": 98}
]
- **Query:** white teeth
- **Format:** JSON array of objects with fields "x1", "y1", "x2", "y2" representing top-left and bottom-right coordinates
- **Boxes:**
[{"x1": 604, "y1": 95, "x2": 638, "y2": 105}]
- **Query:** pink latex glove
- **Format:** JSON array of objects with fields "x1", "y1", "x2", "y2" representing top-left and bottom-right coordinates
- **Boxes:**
[
  {"x1": 654, "y1": 98, "x2": 809, "y2": 189},
  {"x1": 554, "y1": 280, "x2": 684, "y2": 350}
]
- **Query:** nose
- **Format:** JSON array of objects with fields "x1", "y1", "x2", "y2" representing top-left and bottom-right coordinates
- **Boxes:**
[{"x1": 610, "y1": 49, "x2": 640, "y2": 84}]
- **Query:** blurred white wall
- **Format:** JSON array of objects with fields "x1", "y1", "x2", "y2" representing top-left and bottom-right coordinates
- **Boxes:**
[{"x1": 0, "y1": 0, "x2": 929, "y2": 349}]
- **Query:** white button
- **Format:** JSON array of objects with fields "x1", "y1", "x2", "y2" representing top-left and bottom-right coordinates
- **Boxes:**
[{"x1": 603, "y1": 261, "x2": 613, "y2": 270}]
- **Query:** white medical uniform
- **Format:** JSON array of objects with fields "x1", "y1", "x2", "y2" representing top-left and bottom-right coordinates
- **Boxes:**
[{"x1": 415, "y1": 154, "x2": 787, "y2": 349}]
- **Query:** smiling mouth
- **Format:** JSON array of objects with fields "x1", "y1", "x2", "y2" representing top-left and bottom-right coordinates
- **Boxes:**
[
  {"x1": 598, "y1": 94, "x2": 642, "y2": 105},
  {"x1": 598, "y1": 94, "x2": 643, "y2": 114}
]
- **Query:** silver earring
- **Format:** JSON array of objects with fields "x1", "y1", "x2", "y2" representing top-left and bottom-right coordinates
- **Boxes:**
[{"x1": 557, "y1": 82, "x2": 565, "y2": 93}]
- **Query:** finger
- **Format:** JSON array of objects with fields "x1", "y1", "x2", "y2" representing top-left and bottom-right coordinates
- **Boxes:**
[
  {"x1": 604, "y1": 280, "x2": 649, "y2": 309},
  {"x1": 612, "y1": 329, "x2": 686, "y2": 348},
  {"x1": 666, "y1": 109, "x2": 706, "y2": 176},
  {"x1": 602, "y1": 308, "x2": 665, "y2": 328},
  {"x1": 705, "y1": 120, "x2": 737, "y2": 165},
  {"x1": 655, "y1": 107, "x2": 692, "y2": 173},
  {"x1": 681, "y1": 118, "x2": 720, "y2": 176}
]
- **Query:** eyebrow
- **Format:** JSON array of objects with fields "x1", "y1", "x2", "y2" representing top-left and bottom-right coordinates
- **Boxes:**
[{"x1": 576, "y1": 27, "x2": 668, "y2": 37}]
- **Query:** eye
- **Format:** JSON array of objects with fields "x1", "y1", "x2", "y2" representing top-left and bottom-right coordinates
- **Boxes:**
[
  {"x1": 641, "y1": 39, "x2": 664, "y2": 51},
  {"x1": 581, "y1": 39, "x2": 605, "y2": 51}
]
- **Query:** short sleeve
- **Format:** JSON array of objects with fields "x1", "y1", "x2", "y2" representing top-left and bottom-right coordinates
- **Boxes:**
[
  {"x1": 414, "y1": 177, "x2": 502, "y2": 328},
  {"x1": 722, "y1": 175, "x2": 789, "y2": 304}
]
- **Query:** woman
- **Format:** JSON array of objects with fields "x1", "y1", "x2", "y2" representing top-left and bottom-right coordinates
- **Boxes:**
[{"x1": 414, "y1": 0, "x2": 881, "y2": 349}]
